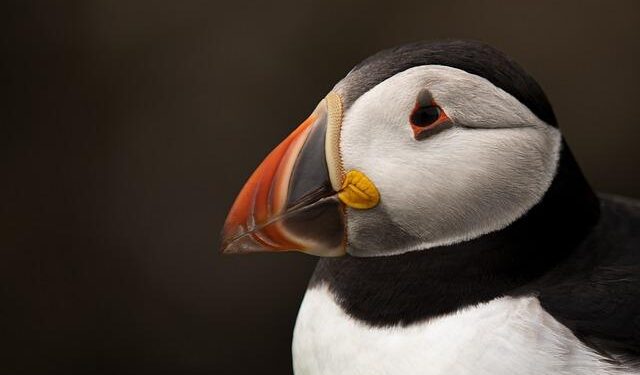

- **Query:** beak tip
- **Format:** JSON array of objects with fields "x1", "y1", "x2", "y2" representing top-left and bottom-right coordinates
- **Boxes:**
[
  {"x1": 219, "y1": 233, "x2": 273, "y2": 255},
  {"x1": 219, "y1": 241, "x2": 232, "y2": 255}
]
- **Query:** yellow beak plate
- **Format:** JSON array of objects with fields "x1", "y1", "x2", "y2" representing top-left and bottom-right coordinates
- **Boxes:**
[{"x1": 338, "y1": 170, "x2": 380, "y2": 210}]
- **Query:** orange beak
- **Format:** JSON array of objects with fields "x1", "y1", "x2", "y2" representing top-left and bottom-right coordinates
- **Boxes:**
[{"x1": 221, "y1": 97, "x2": 346, "y2": 256}]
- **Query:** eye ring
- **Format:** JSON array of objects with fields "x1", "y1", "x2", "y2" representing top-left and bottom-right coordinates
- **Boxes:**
[{"x1": 409, "y1": 92, "x2": 452, "y2": 140}]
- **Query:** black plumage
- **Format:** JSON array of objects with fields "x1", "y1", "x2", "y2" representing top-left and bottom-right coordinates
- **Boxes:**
[{"x1": 534, "y1": 195, "x2": 640, "y2": 359}]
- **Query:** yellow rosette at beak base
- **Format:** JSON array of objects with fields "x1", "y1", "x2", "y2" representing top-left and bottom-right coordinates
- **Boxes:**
[{"x1": 337, "y1": 170, "x2": 380, "y2": 210}]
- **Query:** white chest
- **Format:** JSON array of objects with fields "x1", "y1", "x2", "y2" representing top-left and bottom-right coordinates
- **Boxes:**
[{"x1": 292, "y1": 285, "x2": 626, "y2": 375}]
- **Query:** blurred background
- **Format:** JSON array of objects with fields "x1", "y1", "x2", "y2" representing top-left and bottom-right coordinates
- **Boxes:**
[{"x1": 3, "y1": 0, "x2": 639, "y2": 374}]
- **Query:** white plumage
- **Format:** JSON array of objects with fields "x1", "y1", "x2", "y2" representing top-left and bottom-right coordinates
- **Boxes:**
[{"x1": 293, "y1": 285, "x2": 631, "y2": 375}]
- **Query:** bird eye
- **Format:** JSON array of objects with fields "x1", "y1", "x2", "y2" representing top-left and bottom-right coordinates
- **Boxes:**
[
  {"x1": 410, "y1": 105, "x2": 441, "y2": 127},
  {"x1": 409, "y1": 90, "x2": 452, "y2": 140}
]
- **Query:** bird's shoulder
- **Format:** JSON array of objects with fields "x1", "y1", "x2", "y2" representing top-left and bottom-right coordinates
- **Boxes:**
[{"x1": 534, "y1": 194, "x2": 640, "y2": 360}]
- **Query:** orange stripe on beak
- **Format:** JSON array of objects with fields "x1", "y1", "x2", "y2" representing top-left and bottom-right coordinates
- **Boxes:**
[{"x1": 222, "y1": 114, "x2": 316, "y2": 252}]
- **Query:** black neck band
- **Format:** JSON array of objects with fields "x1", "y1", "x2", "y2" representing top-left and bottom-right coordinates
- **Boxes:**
[{"x1": 310, "y1": 141, "x2": 600, "y2": 326}]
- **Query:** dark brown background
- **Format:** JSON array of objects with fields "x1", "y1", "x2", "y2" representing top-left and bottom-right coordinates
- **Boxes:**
[{"x1": 3, "y1": 1, "x2": 639, "y2": 374}]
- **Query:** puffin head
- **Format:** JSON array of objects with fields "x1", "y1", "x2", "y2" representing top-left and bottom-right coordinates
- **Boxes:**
[{"x1": 221, "y1": 40, "x2": 564, "y2": 257}]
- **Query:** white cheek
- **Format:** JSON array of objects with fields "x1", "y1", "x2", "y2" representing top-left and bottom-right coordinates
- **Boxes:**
[{"x1": 339, "y1": 65, "x2": 562, "y2": 256}]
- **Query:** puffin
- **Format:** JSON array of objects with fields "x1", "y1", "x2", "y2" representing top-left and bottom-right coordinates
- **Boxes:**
[{"x1": 220, "y1": 40, "x2": 640, "y2": 375}]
